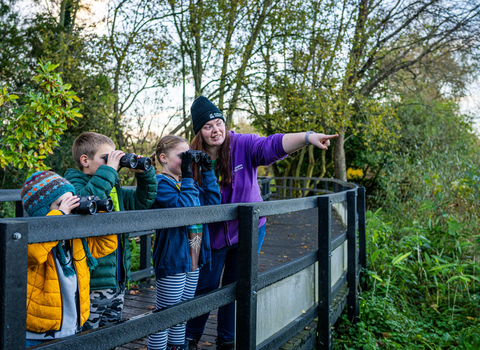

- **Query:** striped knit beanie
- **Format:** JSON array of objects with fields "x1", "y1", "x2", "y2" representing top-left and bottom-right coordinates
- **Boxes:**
[{"x1": 21, "y1": 171, "x2": 76, "y2": 217}]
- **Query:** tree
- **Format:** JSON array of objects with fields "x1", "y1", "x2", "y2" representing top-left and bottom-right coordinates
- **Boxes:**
[
  {"x1": 0, "y1": 61, "x2": 82, "y2": 173},
  {"x1": 102, "y1": 0, "x2": 174, "y2": 148},
  {"x1": 331, "y1": 0, "x2": 480, "y2": 180},
  {"x1": 246, "y1": 0, "x2": 480, "y2": 180},
  {"x1": 167, "y1": 0, "x2": 275, "y2": 137}
]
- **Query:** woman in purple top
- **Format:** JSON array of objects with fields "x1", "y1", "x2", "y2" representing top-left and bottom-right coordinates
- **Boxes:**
[{"x1": 186, "y1": 96, "x2": 337, "y2": 350}]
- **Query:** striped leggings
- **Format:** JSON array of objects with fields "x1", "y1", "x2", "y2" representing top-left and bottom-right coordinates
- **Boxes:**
[{"x1": 148, "y1": 269, "x2": 200, "y2": 350}]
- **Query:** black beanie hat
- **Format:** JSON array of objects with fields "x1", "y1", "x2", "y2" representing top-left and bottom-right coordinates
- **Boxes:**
[{"x1": 190, "y1": 96, "x2": 225, "y2": 134}]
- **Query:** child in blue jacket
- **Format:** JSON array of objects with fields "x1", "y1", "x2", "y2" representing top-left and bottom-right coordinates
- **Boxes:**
[{"x1": 148, "y1": 135, "x2": 220, "y2": 350}]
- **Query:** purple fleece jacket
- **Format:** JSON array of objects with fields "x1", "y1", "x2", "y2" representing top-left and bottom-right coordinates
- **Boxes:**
[{"x1": 208, "y1": 131, "x2": 288, "y2": 249}]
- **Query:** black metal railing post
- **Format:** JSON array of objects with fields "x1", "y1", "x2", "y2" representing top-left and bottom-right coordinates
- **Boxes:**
[
  {"x1": 0, "y1": 221, "x2": 29, "y2": 349},
  {"x1": 358, "y1": 187, "x2": 367, "y2": 276},
  {"x1": 15, "y1": 200, "x2": 24, "y2": 217},
  {"x1": 317, "y1": 196, "x2": 332, "y2": 349},
  {"x1": 258, "y1": 178, "x2": 271, "y2": 201},
  {"x1": 139, "y1": 234, "x2": 152, "y2": 272},
  {"x1": 265, "y1": 180, "x2": 271, "y2": 201},
  {"x1": 347, "y1": 190, "x2": 359, "y2": 323},
  {"x1": 236, "y1": 205, "x2": 260, "y2": 349}
]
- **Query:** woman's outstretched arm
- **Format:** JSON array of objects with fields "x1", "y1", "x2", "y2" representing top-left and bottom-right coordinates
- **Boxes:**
[{"x1": 282, "y1": 132, "x2": 338, "y2": 154}]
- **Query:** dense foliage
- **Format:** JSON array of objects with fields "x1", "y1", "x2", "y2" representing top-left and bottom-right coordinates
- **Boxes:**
[
  {"x1": 334, "y1": 97, "x2": 480, "y2": 349},
  {"x1": 0, "y1": 61, "x2": 82, "y2": 172}
]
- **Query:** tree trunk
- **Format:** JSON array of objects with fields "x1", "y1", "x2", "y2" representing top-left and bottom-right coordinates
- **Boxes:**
[
  {"x1": 59, "y1": 0, "x2": 66, "y2": 28},
  {"x1": 218, "y1": 0, "x2": 238, "y2": 112},
  {"x1": 334, "y1": 131, "x2": 346, "y2": 181},
  {"x1": 294, "y1": 147, "x2": 306, "y2": 178},
  {"x1": 113, "y1": 67, "x2": 125, "y2": 148},
  {"x1": 304, "y1": 145, "x2": 315, "y2": 196},
  {"x1": 225, "y1": 0, "x2": 272, "y2": 126},
  {"x1": 265, "y1": 42, "x2": 270, "y2": 118},
  {"x1": 318, "y1": 148, "x2": 328, "y2": 178},
  {"x1": 68, "y1": 0, "x2": 80, "y2": 35},
  {"x1": 189, "y1": 0, "x2": 203, "y2": 98}
]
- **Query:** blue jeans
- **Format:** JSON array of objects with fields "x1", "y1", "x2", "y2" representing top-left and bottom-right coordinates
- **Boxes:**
[
  {"x1": 186, "y1": 223, "x2": 266, "y2": 344},
  {"x1": 258, "y1": 222, "x2": 266, "y2": 253}
]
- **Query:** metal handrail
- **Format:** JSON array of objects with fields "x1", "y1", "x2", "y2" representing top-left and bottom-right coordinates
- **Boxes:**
[{"x1": 259, "y1": 176, "x2": 358, "y2": 199}]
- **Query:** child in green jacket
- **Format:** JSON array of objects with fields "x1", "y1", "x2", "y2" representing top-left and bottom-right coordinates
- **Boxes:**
[{"x1": 64, "y1": 132, "x2": 157, "y2": 330}]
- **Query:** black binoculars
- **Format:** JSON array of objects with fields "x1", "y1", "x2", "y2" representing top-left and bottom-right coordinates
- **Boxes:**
[
  {"x1": 180, "y1": 150, "x2": 211, "y2": 164},
  {"x1": 104, "y1": 153, "x2": 152, "y2": 171},
  {"x1": 72, "y1": 196, "x2": 114, "y2": 215}
]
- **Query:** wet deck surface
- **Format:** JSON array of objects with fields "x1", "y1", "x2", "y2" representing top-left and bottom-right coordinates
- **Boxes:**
[{"x1": 119, "y1": 207, "x2": 345, "y2": 349}]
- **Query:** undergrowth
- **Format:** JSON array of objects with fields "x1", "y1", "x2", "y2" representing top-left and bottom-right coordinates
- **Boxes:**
[
  {"x1": 334, "y1": 204, "x2": 480, "y2": 349},
  {"x1": 335, "y1": 95, "x2": 480, "y2": 349}
]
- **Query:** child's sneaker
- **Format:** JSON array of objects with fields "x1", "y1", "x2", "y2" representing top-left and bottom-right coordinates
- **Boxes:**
[
  {"x1": 216, "y1": 339, "x2": 234, "y2": 350},
  {"x1": 186, "y1": 338, "x2": 199, "y2": 350}
]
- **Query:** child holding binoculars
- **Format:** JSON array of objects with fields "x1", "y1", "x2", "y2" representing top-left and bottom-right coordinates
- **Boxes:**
[
  {"x1": 64, "y1": 132, "x2": 158, "y2": 330},
  {"x1": 22, "y1": 171, "x2": 117, "y2": 347},
  {"x1": 147, "y1": 135, "x2": 220, "y2": 350}
]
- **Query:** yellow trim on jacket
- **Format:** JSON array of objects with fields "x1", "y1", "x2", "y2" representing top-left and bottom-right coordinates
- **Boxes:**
[{"x1": 26, "y1": 209, "x2": 118, "y2": 333}]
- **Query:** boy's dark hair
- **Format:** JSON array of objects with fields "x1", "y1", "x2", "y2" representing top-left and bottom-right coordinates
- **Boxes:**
[{"x1": 72, "y1": 132, "x2": 115, "y2": 169}]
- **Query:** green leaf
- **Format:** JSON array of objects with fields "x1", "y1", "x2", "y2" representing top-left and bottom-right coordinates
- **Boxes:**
[
  {"x1": 429, "y1": 263, "x2": 458, "y2": 272},
  {"x1": 392, "y1": 252, "x2": 412, "y2": 265},
  {"x1": 46, "y1": 64, "x2": 59, "y2": 72},
  {"x1": 371, "y1": 249, "x2": 382, "y2": 262},
  {"x1": 424, "y1": 252, "x2": 431, "y2": 266},
  {"x1": 371, "y1": 274, "x2": 383, "y2": 282},
  {"x1": 446, "y1": 276, "x2": 466, "y2": 284}
]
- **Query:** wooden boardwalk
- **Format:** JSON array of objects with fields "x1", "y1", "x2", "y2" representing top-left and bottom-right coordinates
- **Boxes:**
[{"x1": 119, "y1": 207, "x2": 344, "y2": 349}]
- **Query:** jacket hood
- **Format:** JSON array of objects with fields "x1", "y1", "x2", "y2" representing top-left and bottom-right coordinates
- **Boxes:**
[{"x1": 156, "y1": 174, "x2": 180, "y2": 187}]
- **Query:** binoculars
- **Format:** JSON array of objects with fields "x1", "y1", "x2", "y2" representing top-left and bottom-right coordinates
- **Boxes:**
[
  {"x1": 72, "y1": 196, "x2": 114, "y2": 215},
  {"x1": 104, "y1": 153, "x2": 152, "y2": 171},
  {"x1": 180, "y1": 150, "x2": 211, "y2": 164}
]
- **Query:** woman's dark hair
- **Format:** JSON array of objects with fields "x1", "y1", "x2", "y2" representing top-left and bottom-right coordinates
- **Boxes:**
[
  {"x1": 150, "y1": 135, "x2": 188, "y2": 171},
  {"x1": 191, "y1": 125, "x2": 232, "y2": 187}
]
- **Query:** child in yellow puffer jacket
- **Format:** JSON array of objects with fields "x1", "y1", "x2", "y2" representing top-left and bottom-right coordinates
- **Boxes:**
[{"x1": 22, "y1": 171, "x2": 117, "y2": 347}]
